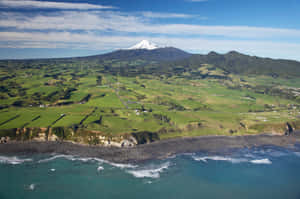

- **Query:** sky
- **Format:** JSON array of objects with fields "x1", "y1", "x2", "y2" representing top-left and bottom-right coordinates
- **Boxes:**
[{"x1": 0, "y1": 0, "x2": 300, "y2": 60}]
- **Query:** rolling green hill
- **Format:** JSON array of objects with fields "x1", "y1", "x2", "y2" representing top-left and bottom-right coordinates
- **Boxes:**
[
  {"x1": 2, "y1": 48, "x2": 300, "y2": 78},
  {"x1": 173, "y1": 51, "x2": 300, "y2": 78},
  {"x1": 0, "y1": 47, "x2": 300, "y2": 146}
]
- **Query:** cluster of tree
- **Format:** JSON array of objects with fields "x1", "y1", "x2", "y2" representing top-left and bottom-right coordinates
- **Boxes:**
[
  {"x1": 153, "y1": 114, "x2": 171, "y2": 124},
  {"x1": 172, "y1": 51, "x2": 300, "y2": 78},
  {"x1": 96, "y1": 75, "x2": 103, "y2": 85},
  {"x1": 154, "y1": 97, "x2": 186, "y2": 111},
  {"x1": 0, "y1": 81, "x2": 26, "y2": 99}
]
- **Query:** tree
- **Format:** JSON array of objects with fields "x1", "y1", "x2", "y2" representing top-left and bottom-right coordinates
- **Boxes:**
[{"x1": 96, "y1": 75, "x2": 103, "y2": 85}]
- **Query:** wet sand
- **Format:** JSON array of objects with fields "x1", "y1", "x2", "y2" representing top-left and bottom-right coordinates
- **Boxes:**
[{"x1": 0, "y1": 132, "x2": 300, "y2": 163}]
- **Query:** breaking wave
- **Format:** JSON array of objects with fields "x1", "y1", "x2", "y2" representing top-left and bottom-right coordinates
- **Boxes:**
[
  {"x1": 250, "y1": 159, "x2": 272, "y2": 164},
  {"x1": 192, "y1": 155, "x2": 272, "y2": 165},
  {"x1": 109, "y1": 162, "x2": 137, "y2": 169},
  {"x1": 37, "y1": 154, "x2": 167, "y2": 177},
  {"x1": 38, "y1": 154, "x2": 137, "y2": 169},
  {"x1": 0, "y1": 156, "x2": 32, "y2": 165},
  {"x1": 192, "y1": 156, "x2": 248, "y2": 163},
  {"x1": 38, "y1": 154, "x2": 74, "y2": 163},
  {"x1": 126, "y1": 161, "x2": 171, "y2": 179}
]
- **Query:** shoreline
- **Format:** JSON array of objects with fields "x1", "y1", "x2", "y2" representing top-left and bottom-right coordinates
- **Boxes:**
[{"x1": 0, "y1": 132, "x2": 300, "y2": 163}]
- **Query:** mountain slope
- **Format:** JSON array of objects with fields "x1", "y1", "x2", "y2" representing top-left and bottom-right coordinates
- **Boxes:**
[
  {"x1": 173, "y1": 51, "x2": 300, "y2": 78},
  {"x1": 82, "y1": 47, "x2": 192, "y2": 62},
  {"x1": 1, "y1": 44, "x2": 300, "y2": 78}
]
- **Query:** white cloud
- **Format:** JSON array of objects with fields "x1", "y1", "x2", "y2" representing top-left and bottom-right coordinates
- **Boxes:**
[
  {"x1": 0, "y1": 11, "x2": 140, "y2": 32},
  {"x1": 141, "y1": 11, "x2": 198, "y2": 19},
  {"x1": 1, "y1": 11, "x2": 300, "y2": 39},
  {"x1": 0, "y1": 5, "x2": 300, "y2": 60},
  {"x1": 1, "y1": 31, "x2": 300, "y2": 60},
  {"x1": 0, "y1": 31, "x2": 140, "y2": 49},
  {"x1": 0, "y1": 0, "x2": 114, "y2": 10}
]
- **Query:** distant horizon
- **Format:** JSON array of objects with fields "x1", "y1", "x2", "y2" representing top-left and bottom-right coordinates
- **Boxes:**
[
  {"x1": 0, "y1": 0, "x2": 300, "y2": 60},
  {"x1": 1, "y1": 41, "x2": 300, "y2": 62}
]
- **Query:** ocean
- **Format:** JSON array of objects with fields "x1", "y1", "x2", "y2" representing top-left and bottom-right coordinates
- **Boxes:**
[{"x1": 1, "y1": 145, "x2": 300, "y2": 199}]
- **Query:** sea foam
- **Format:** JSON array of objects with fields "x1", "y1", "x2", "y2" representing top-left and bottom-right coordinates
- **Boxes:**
[
  {"x1": 97, "y1": 166, "x2": 104, "y2": 171},
  {"x1": 39, "y1": 154, "x2": 105, "y2": 164},
  {"x1": 38, "y1": 154, "x2": 137, "y2": 169},
  {"x1": 126, "y1": 161, "x2": 171, "y2": 178},
  {"x1": 108, "y1": 162, "x2": 137, "y2": 169},
  {"x1": 250, "y1": 159, "x2": 272, "y2": 164},
  {"x1": 192, "y1": 156, "x2": 248, "y2": 164},
  {"x1": 38, "y1": 154, "x2": 74, "y2": 163},
  {"x1": 28, "y1": 184, "x2": 35, "y2": 191},
  {"x1": 0, "y1": 156, "x2": 32, "y2": 165},
  {"x1": 192, "y1": 155, "x2": 272, "y2": 165}
]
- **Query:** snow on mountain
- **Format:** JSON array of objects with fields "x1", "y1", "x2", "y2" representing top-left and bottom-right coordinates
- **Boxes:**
[{"x1": 128, "y1": 40, "x2": 158, "y2": 50}]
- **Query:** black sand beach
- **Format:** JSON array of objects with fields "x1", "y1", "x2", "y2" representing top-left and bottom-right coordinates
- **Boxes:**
[{"x1": 0, "y1": 132, "x2": 300, "y2": 163}]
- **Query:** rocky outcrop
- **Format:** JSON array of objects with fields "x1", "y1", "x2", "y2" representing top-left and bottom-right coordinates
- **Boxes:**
[
  {"x1": 0, "y1": 136, "x2": 10, "y2": 143},
  {"x1": 131, "y1": 131, "x2": 160, "y2": 144},
  {"x1": 239, "y1": 122, "x2": 248, "y2": 130},
  {"x1": 120, "y1": 139, "x2": 135, "y2": 147},
  {"x1": 249, "y1": 120, "x2": 300, "y2": 135},
  {"x1": 0, "y1": 127, "x2": 159, "y2": 147},
  {"x1": 285, "y1": 122, "x2": 294, "y2": 136},
  {"x1": 0, "y1": 127, "x2": 68, "y2": 142}
]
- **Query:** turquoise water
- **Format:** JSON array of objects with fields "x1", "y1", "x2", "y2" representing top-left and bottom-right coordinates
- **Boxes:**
[{"x1": 1, "y1": 145, "x2": 300, "y2": 199}]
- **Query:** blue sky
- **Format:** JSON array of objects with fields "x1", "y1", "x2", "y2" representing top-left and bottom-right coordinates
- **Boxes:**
[{"x1": 0, "y1": 0, "x2": 300, "y2": 60}]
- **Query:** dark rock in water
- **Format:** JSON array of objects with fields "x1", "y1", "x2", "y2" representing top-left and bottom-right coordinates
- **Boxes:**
[{"x1": 285, "y1": 122, "x2": 293, "y2": 136}]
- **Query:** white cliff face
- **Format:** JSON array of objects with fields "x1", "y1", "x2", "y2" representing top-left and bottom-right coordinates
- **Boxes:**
[{"x1": 128, "y1": 40, "x2": 158, "y2": 50}]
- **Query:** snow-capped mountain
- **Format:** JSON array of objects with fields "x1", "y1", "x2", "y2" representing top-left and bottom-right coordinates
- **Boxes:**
[
  {"x1": 79, "y1": 40, "x2": 191, "y2": 61},
  {"x1": 128, "y1": 40, "x2": 158, "y2": 50}
]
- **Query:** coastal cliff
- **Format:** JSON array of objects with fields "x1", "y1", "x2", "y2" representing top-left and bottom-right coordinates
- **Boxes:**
[
  {"x1": 0, "y1": 127, "x2": 160, "y2": 147},
  {"x1": 0, "y1": 120, "x2": 299, "y2": 148}
]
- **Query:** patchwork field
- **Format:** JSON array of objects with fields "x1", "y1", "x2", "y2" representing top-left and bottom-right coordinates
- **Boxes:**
[{"x1": 1, "y1": 59, "x2": 300, "y2": 144}]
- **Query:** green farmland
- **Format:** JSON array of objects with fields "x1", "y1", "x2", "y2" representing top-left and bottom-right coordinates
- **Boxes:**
[{"x1": 1, "y1": 51, "x2": 300, "y2": 144}]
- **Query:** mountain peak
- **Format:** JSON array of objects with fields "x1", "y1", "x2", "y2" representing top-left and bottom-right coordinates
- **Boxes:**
[
  {"x1": 207, "y1": 51, "x2": 219, "y2": 56},
  {"x1": 128, "y1": 40, "x2": 158, "y2": 50},
  {"x1": 227, "y1": 51, "x2": 242, "y2": 55}
]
